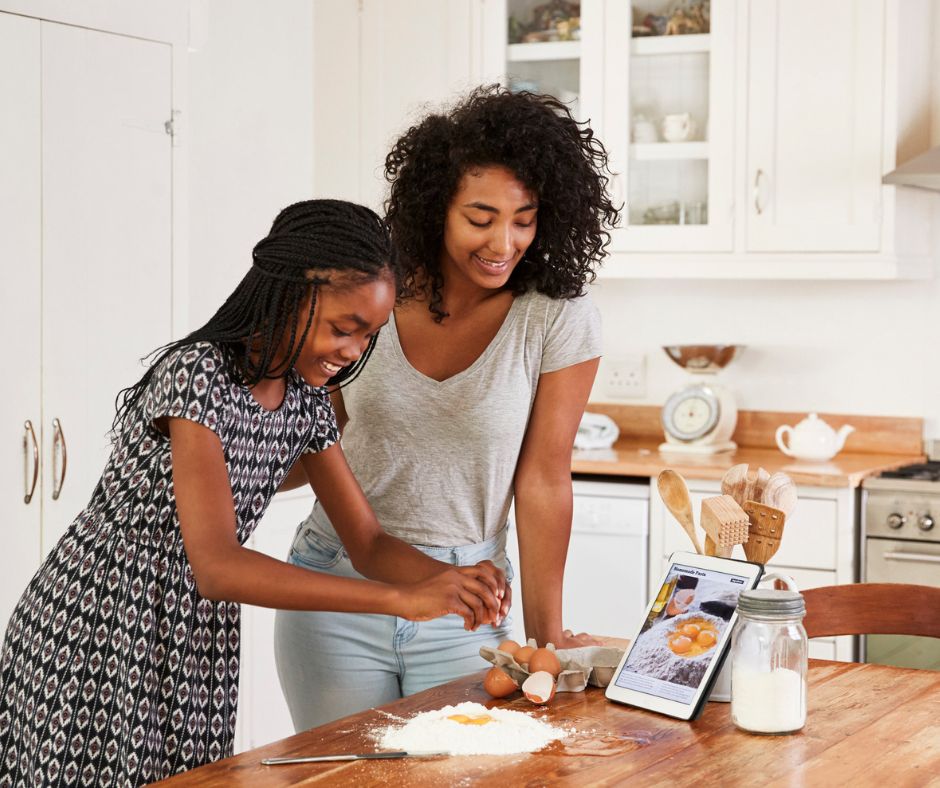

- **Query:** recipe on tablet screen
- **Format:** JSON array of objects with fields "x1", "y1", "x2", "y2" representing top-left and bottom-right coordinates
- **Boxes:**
[{"x1": 614, "y1": 563, "x2": 751, "y2": 705}]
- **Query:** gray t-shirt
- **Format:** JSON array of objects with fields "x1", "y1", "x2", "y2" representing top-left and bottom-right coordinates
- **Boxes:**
[{"x1": 309, "y1": 289, "x2": 602, "y2": 546}]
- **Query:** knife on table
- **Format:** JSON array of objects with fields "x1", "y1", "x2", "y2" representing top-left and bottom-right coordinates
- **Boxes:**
[{"x1": 261, "y1": 750, "x2": 448, "y2": 765}]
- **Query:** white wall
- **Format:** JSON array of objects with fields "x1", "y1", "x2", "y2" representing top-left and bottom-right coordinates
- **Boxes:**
[
  {"x1": 589, "y1": 10, "x2": 940, "y2": 439},
  {"x1": 187, "y1": 0, "x2": 314, "y2": 329}
]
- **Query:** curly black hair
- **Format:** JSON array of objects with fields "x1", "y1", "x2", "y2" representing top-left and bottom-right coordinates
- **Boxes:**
[{"x1": 384, "y1": 84, "x2": 620, "y2": 322}]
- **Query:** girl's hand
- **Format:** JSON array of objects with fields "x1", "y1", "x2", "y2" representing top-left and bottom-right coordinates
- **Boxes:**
[{"x1": 394, "y1": 567, "x2": 503, "y2": 630}]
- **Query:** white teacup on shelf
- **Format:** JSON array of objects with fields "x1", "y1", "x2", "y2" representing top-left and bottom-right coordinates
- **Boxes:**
[
  {"x1": 662, "y1": 113, "x2": 696, "y2": 142},
  {"x1": 632, "y1": 114, "x2": 659, "y2": 143}
]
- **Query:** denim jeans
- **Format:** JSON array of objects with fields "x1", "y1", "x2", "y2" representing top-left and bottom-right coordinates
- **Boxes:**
[{"x1": 273, "y1": 515, "x2": 515, "y2": 731}]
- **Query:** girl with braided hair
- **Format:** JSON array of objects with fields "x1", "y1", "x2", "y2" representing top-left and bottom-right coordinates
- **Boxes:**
[
  {"x1": 0, "y1": 199, "x2": 507, "y2": 787},
  {"x1": 275, "y1": 86, "x2": 619, "y2": 730}
]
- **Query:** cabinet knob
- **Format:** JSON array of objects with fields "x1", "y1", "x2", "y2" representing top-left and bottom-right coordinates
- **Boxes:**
[
  {"x1": 753, "y1": 169, "x2": 767, "y2": 215},
  {"x1": 917, "y1": 515, "x2": 935, "y2": 532},
  {"x1": 886, "y1": 512, "x2": 905, "y2": 529},
  {"x1": 23, "y1": 420, "x2": 39, "y2": 504}
]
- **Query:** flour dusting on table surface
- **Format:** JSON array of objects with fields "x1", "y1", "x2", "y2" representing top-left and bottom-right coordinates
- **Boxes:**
[{"x1": 376, "y1": 702, "x2": 568, "y2": 755}]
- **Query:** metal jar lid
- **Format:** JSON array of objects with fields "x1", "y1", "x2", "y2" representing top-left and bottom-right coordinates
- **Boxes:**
[{"x1": 737, "y1": 589, "x2": 805, "y2": 617}]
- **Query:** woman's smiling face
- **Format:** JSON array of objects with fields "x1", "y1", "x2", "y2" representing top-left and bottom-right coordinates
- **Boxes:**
[{"x1": 440, "y1": 165, "x2": 538, "y2": 291}]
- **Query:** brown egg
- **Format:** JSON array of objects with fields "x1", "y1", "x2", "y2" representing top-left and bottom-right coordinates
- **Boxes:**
[
  {"x1": 521, "y1": 671, "x2": 556, "y2": 705},
  {"x1": 482, "y1": 666, "x2": 518, "y2": 699},
  {"x1": 497, "y1": 639, "x2": 521, "y2": 655},
  {"x1": 527, "y1": 647, "x2": 561, "y2": 678},
  {"x1": 514, "y1": 645, "x2": 536, "y2": 667}
]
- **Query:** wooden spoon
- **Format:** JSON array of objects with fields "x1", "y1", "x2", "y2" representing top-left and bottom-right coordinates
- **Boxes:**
[
  {"x1": 657, "y1": 470, "x2": 703, "y2": 555},
  {"x1": 720, "y1": 463, "x2": 749, "y2": 506},
  {"x1": 762, "y1": 472, "x2": 797, "y2": 516}
]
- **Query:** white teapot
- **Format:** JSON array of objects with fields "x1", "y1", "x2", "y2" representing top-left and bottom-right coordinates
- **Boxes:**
[{"x1": 775, "y1": 413, "x2": 855, "y2": 462}]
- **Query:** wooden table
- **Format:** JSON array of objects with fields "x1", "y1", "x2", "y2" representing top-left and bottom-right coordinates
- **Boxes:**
[{"x1": 155, "y1": 660, "x2": 940, "y2": 786}]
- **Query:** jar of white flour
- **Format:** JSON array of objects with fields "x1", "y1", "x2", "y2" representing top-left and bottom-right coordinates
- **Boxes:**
[{"x1": 730, "y1": 588, "x2": 807, "y2": 735}]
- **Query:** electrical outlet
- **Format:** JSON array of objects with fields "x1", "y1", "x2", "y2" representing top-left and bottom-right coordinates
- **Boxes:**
[{"x1": 603, "y1": 355, "x2": 646, "y2": 399}]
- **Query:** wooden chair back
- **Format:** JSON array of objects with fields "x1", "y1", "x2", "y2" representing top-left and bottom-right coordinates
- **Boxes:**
[{"x1": 801, "y1": 583, "x2": 940, "y2": 639}]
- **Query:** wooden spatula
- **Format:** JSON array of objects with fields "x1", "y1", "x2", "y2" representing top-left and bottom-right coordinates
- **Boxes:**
[
  {"x1": 742, "y1": 500, "x2": 787, "y2": 564},
  {"x1": 657, "y1": 470, "x2": 703, "y2": 555},
  {"x1": 762, "y1": 472, "x2": 797, "y2": 517}
]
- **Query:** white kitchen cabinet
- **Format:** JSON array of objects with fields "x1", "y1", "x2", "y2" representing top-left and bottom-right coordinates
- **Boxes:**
[
  {"x1": 0, "y1": 10, "x2": 174, "y2": 636},
  {"x1": 0, "y1": 12, "x2": 43, "y2": 639},
  {"x1": 649, "y1": 478, "x2": 857, "y2": 661},
  {"x1": 745, "y1": 0, "x2": 884, "y2": 253},
  {"x1": 314, "y1": 0, "x2": 487, "y2": 210},
  {"x1": 480, "y1": 0, "x2": 935, "y2": 278},
  {"x1": 235, "y1": 492, "x2": 313, "y2": 753}
]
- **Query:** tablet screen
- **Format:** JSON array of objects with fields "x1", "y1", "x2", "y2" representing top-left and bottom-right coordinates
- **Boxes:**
[{"x1": 612, "y1": 561, "x2": 751, "y2": 705}]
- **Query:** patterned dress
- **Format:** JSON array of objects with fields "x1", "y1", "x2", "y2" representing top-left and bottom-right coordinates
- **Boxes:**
[{"x1": 0, "y1": 342, "x2": 338, "y2": 787}]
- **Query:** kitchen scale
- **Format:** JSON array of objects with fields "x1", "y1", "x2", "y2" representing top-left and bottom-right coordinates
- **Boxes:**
[{"x1": 659, "y1": 345, "x2": 742, "y2": 456}]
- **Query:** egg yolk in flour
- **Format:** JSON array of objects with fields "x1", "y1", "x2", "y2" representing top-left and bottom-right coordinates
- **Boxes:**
[
  {"x1": 447, "y1": 714, "x2": 494, "y2": 725},
  {"x1": 667, "y1": 618, "x2": 719, "y2": 657}
]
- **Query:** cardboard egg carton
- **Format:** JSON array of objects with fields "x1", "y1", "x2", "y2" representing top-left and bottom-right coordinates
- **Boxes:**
[{"x1": 479, "y1": 644, "x2": 625, "y2": 692}]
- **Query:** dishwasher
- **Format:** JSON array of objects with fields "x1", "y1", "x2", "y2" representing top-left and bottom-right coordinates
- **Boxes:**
[{"x1": 505, "y1": 477, "x2": 650, "y2": 643}]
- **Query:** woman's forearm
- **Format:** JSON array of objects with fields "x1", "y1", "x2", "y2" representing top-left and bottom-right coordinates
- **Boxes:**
[
  {"x1": 349, "y1": 530, "x2": 451, "y2": 583},
  {"x1": 513, "y1": 475, "x2": 574, "y2": 646}
]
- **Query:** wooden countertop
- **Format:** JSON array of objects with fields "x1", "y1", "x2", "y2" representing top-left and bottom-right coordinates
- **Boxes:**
[
  {"x1": 572, "y1": 439, "x2": 924, "y2": 488},
  {"x1": 572, "y1": 405, "x2": 925, "y2": 488},
  {"x1": 157, "y1": 660, "x2": 940, "y2": 786}
]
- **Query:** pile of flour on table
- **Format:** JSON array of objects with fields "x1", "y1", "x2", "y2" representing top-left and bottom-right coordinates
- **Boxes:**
[{"x1": 377, "y1": 702, "x2": 567, "y2": 756}]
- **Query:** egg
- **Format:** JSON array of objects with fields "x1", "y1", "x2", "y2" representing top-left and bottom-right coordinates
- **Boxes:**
[
  {"x1": 527, "y1": 647, "x2": 561, "y2": 678},
  {"x1": 521, "y1": 671, "x2": 556, "y2": 705},
  {"x1": 681, "y1": 624, "x2": 701, "y2": 638},
  {"x1": 497, "y1": 639, "x2": 521, "y2": 655},
  {"x1": 696, "y1": 630, "x2": 717, "y2": 647},
  {"x1": 514, "y1": 645, "x2": 536, "y2": 667},
  {"x1": 482, "y1": 666, "x2": 518, "y2": 699},
  {"x1": 669, "y1": 635, "x2": 693, "y2": 654}
]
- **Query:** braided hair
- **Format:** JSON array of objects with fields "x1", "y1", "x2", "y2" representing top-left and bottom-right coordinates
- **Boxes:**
[
  {"x1": 385, "y1": 84, "x2": 620, "y2": 322},
  {"x1": 112, "y1": 199, "x2": 394, "y2": 437}
]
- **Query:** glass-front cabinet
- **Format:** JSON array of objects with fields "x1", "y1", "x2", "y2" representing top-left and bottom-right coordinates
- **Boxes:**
[{"x1": 495, "y1": 0, "x2": 734, "y2": 254}]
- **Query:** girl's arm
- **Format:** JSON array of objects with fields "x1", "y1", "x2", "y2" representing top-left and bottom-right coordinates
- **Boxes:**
[
  {"x1": 169, "y1": 417, "x2": 501, "y2": 628},
  {"x1": 277, "y1": 389, "x2": 348, "y2": 493},
  {"x1": 512, "y1": 356, "x2": 601, "y2": 648}
]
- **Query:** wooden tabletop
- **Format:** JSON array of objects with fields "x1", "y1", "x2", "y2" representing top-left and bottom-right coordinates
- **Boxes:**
[
  {"x1": 571, "y1": 439, "x2": 924, "y2": 488},
  {"x1": 156, "y1": 660, "x2": 940, "y2": 786}
]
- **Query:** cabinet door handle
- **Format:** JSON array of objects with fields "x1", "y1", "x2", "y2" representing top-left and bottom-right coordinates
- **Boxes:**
[
  {"x1": 753, "y1": 168, "x2": 766, "y2": 215},
  {"x1": 882, "y1": 551, "x2": 940, "y2": 565},
  {"x1": 52, "y1": 417, "x2": 68, "y2": 501},
  {"x1": 23, "y1": 420, "x2": 39, "y2": 504}
]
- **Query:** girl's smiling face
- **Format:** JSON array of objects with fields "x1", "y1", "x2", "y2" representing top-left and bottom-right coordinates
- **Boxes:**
[
  {"x1": 440, "y1": 165, "x2": 538, "y2": 291},
  {"x1": 292, "y1": 272, "x2": 396, "y2": 387}
]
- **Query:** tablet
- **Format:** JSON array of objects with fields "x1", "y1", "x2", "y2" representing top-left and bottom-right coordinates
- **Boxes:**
[{"x1": 605, "y1": 552, "x2": 763, "y2": 720}]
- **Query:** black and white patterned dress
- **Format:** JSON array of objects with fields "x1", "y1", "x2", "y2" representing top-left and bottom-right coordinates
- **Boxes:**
[{"x1": 0, "y1": 342, "x2": 338, "y2": 787}]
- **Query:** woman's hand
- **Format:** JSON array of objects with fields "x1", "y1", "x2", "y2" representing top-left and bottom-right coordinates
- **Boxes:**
[
  {"x1": 463, "y1": 560, "x2": 512, "y2": 624},
  {"x1": 553, "y1": 629, "x2": 604, "y2": 648},
  {"x1": 394, "y1": 566, "x2": 504, "y2": 630}
]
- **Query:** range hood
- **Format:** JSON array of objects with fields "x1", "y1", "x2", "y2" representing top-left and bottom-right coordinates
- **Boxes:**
[{"x1": 882, "y1": 146, "x2": 940, "y2": 191}]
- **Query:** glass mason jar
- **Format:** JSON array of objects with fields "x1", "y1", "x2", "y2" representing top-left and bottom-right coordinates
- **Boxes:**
[{"x1": 730, "y1": 589, "x2": 808, "y2": 734}]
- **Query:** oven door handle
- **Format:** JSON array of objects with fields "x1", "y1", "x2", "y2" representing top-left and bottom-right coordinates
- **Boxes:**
[{"x1": 883, "y1": 551, "x2": 940, "y2": 565}]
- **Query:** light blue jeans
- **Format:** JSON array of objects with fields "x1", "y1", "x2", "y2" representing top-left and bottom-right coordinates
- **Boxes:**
[{"x1": 273, "y1": 516, "x2": 515, "y2": 732}]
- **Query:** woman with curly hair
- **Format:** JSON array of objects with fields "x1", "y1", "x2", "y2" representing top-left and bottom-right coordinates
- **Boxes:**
[{"x1": 274, "y1": 86, "x2": 620, "y2": 730}]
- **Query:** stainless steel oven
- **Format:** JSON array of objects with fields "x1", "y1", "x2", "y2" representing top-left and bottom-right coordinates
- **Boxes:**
[{"x1": 862, "y1": 463, "x2": 940, "y2": 670}]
